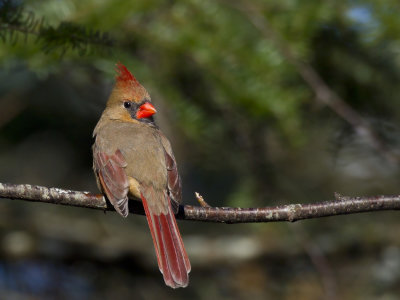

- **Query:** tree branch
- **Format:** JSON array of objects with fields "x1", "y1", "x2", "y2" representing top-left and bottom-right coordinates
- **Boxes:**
[
  {"x1": 230, "y1": 1, "x2": 400, "y2": 165},
  {"x1": 1, "y1": 182, "x2": 399, "y2": 223}
]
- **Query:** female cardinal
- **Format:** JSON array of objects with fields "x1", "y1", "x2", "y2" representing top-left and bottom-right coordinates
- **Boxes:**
[{"x1": 92, "y1": 63, "x2": 190, "y2": 288}]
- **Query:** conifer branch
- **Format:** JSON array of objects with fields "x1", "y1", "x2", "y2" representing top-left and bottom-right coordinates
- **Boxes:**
[{"x1": 0, "y1": 0, "x2": 113, "y2": 55}]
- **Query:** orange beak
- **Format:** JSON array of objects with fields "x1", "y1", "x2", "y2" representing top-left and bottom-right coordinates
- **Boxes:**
[{"x1": 137, "y1": 102, "x2": 157, "y2": 119}]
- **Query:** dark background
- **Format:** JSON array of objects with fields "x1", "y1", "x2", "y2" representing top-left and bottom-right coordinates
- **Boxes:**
[{"x1": 1, "y1": 0, "x2": 400, "y2": 299}]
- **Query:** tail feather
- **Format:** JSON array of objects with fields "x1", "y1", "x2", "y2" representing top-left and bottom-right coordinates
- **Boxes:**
[
  {"x1": 153, "y1": 216, "x2": 174, "y2": 286},
  {"x1": 141, "y1": 193, "x2": 190, "y2": 288},
  {"x1": 168, "y1": 206, "x2": 191, "y2": 272},
  {"x1": 159, "y1": 211, "x2": 187, "y2": 283}
]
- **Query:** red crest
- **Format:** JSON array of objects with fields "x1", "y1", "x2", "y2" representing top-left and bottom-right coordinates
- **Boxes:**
[{"x1": 115, "y1": 62, "x2": 140, "y2": 86}]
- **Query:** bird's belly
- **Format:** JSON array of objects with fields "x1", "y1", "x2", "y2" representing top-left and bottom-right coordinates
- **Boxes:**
[{"x1": 128, "y1": 176, "x2": 141, "y2": 200}]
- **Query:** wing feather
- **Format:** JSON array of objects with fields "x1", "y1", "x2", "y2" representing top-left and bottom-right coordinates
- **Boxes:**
[
  {"x1": 94, "y1": 147, "x2": 130, "y2": 217},
  {"x1": 159, "y1": 132, "x2": 182, "y2": 212}
]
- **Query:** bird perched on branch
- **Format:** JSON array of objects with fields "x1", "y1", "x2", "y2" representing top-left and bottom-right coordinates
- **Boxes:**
[{"x1": 92, "y1": 63, "x2": 191, "y2": 288}]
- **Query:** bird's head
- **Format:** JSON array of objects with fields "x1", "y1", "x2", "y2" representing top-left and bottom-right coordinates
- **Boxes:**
[{"x1": 105, "y1": 63, "x2": 157, "y2": 125}]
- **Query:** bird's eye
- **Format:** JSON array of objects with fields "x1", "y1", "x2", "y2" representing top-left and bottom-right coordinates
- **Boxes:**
[{"x1": 123, "y1": 101, "x2": 131, "y2": 108}]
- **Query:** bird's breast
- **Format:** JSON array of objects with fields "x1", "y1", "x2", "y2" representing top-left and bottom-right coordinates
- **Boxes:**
[{"x1": 95, "y1": 121, "x2": 167, "y2": 188}]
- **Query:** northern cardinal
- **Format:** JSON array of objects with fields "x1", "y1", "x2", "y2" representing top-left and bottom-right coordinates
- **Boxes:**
[{"x1": 92, "y1": 63, "x2": 190, "y2": 288}]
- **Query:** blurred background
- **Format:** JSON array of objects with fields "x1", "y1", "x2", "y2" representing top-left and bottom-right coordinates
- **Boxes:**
[{"x1": 1, "y1": 0, "x2": 400, "y2": 299}]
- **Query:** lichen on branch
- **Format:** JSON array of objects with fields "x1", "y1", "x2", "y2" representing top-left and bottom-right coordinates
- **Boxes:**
[{"x1": 0, "y1": 182, "x2": 399, "y2": 224}]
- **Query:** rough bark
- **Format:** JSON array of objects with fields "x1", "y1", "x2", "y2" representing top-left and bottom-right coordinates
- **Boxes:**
[{"x1": 1, "y1": 182, "x2": 399, "y2": 223}]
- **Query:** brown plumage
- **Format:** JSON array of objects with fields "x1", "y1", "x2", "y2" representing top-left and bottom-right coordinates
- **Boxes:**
[{"x1": 92, "y1": 63, "x2": 190, "y2": 288}]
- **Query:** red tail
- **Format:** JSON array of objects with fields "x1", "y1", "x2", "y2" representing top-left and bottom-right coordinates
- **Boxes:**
[{"x1": 141, "y1": 194, "x2": 191, "y2": 288}]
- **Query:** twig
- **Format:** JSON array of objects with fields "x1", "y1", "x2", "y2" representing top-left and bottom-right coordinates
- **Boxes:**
[
  {"x1": 195, "y1": 192, "x2": 211, "y2": 207},
  {"x1": 0, "y1": 183, "x2": 399, "y2": 224}
]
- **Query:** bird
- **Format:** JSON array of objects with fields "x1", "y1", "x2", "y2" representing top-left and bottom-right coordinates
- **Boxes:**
[{"x1": 92, "y1": 63, "x2": 191, "y2": 288}]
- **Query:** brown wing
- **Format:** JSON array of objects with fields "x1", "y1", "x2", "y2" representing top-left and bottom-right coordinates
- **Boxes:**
[
  {"x1": 93, "y1": 146, "x2": 130, "y2": 217},
  {"x1": 164, "y1": 151, "x2": 182, "y2": 203},
  {"x1": 159, "y1": 132, "x2": 182, "y2": 212}
]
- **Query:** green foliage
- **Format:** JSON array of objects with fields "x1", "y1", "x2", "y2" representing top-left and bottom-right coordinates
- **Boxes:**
[
  {"x1": 38, "y1": 21, "x2": 113, "y2": 56},
  {"x1": 1, "y1": 2, "x2": 400, "y2": 296},
  {"x1": 2, "y1": 0, "x2": 400, "y2": 202},
  {"x1": 0, "y1": 0, "x2": 113, "y2": 57}
]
